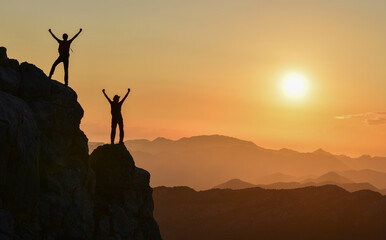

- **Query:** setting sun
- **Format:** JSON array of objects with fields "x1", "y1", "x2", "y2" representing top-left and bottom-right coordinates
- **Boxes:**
[{"x1": 281, "y1": 72, "x2": 309, "y2": 99}]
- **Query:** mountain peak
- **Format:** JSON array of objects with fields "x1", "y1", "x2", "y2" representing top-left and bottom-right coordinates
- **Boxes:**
[
  {"x1": 153, "y1": 137, "x2": 173, "y2": 143},
  {"x1": 177, "y1": 135, "x2": 259, "y2": 148},
  {"x1": 316, "y1": 171, "x2": 352, "y2": 184},
  {"x1": 213, "y1": 178, "x2": 255, "y2": 190},
  {"x1": 312, "y1": 148, "x2": 332, "y2": 156}
]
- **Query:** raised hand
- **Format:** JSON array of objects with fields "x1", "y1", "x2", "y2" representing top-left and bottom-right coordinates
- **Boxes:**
[
  {"x1": 120, "y1": 88, "x2": 130, "y2": 103},
  {"x1": 70, "y1": 29, "x2": 83, "y2": 41},
  {"x1": 48, "y1": 29, "x2": 59, "y2": 42}
]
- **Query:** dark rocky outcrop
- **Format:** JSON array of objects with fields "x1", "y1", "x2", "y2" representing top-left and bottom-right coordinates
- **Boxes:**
[
  {"x1": 0, "y1": 47, "x2": 7, "y2": 59},
  {"x1": 0, "y1": 47, "x2": 161, "y2": 240},
  {"x1": 90, "y1": 144, "x2": 161, "y2": 240}
]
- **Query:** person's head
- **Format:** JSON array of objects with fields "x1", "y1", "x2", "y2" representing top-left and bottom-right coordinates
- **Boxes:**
[
  {"x1": 113, "y1": 95, "x2": 120, "y2": 102},
  {"x1": 62, "y1": 33, "x2": 68, "y2": 40}
]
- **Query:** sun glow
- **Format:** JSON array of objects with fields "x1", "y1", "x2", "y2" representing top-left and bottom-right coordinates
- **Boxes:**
[{"x1": 281, "y1": 72, "x2": 309, "y2": 100}]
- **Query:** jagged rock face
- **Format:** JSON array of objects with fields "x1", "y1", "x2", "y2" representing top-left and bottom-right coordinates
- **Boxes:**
[
  {"x1": 0, "y1": 199, "x2": 15, "y2": 240},
  {"x1": 0, "y1": 90, "x2": 40, "y2": 217},
  {"x1": 0, "y1": 49, "x2": 161, "y2": 240},
  {"x1": 90, "y1": 144, "x2": 162, "y2": 240},
  {"x1": 0, "y1": 55, "x2": 93, "y2": 239}
]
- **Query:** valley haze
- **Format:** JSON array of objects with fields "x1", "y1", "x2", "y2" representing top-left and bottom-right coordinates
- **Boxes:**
[{"x1": 89, "y1": 135, "x2": 386, "y2": 190}]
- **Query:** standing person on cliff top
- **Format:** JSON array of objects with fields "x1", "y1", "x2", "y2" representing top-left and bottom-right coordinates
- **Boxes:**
[
  {"x1": 48, "y1": 28, "x2": 82, "y2": 86},
  {"x1": 102, "y1": 88, "x2": 131, "y2": 144}
]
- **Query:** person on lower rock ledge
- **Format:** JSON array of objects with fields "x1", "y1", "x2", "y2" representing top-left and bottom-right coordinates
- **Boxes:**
[{"x1": 102, "y1": 88, "x2": 130, "y2": 144}]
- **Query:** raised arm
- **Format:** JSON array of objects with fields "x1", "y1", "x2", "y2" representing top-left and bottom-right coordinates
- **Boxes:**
[
  {"x1": 120, "y1": 88, "x2": 131, "y2": 104},
  {"x1": 70, "y1": 28, "x2": 82, "y2": 42},
  {"x1": 48, "y1": 29, "x2": 60, "y2": 42},
  {"x1": 102, "y1": 89, "x2": 112, "y2": 103}
]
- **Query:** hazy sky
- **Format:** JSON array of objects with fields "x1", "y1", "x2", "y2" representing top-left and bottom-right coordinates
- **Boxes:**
[{"x1": 2, "y1": 0, "x2": 386, "y2": 156}]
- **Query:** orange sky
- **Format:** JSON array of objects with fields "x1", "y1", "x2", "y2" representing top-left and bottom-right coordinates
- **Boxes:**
[{"x1": 2, "y1": 1, "x2": 386, "y2": 156}]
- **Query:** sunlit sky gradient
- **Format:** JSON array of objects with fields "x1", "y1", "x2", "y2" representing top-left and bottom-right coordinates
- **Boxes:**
[{"x1": 2, "y1": 0, "x2": 386, "y2": 156}]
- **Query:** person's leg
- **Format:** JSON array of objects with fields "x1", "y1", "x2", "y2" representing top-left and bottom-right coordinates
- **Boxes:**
[
  {"x1": 63, "y1": 57, "x2": 69, "y2": 86},
  {"x1": 49, "y1": 57, "x2": 62, "y2": 79},
  {"x1": 111, "y1": 118, "x2": 118, "y2": 144},
  {"x1": 118, "y1": 118, "x2": 124, "y2": 144}
]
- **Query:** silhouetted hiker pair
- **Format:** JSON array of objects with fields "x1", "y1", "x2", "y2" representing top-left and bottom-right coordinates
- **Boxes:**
[
  {"x1": 103, "y1": 88, "x2": 131, "y2": 144},
  {"x1": 47, "y1": 28, "x2": 130, "y2": 144},
  {"x1": 48, "y1": 28, "x2": 82, "y2": 86}
]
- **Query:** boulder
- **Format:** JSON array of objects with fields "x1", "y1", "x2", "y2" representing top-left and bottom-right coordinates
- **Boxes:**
[
  {"x1": 91, "y1": 144, "x2": 162, "y2": 240},
  {"x1": 90, "y1": 144, "x2": 135, "y2": 193}
]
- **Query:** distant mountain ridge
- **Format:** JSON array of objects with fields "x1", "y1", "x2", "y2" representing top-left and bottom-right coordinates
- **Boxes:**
[
  {"x1": 213, "y1": 179, "x2": 256, "y2": 190},
  {"x1": 89, "y1": 135, "x2": 386, "y2": 189},
  {"x1": 314, "y1": 171, "x2": 352, "y2": 184},
  {"x1": 213, "y1": 171, "x2": 386, "y2": 194},
  {"x1": 153, "y1": 185, "x2": 386, "y2": 240},
  {"x1": 339, "y1": 169, "x2": 386, "y2": 189}
]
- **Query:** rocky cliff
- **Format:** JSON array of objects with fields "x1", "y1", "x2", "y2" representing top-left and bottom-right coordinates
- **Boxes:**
[
  {"x1": 0, "y1": 47, "x2": 161, "y2": 240},
  {"x1": 91, "y1": 144, "x2": 161, "y2": 240}
]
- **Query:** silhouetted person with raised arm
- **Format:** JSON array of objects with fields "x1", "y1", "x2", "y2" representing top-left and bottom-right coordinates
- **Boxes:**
[
  {"x1": 102, "y1": 88, "x2": 131, "y2": 144},
  {"x1": 48, "y1": 28, "x2": 82, "y2": 86}
]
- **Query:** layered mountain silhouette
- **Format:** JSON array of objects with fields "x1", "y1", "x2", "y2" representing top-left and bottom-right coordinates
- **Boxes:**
[
  {"x1": 313, "y1": 171, "x2": 352, "y2": 184},
  {"x1": 213, "y1": 171, "x2": 385, "y2": 194},
  {"x1": 153, "y1": 185, "x2": 386, "y2": 240},
  {"x1": 339, "y1": 169, "x2": 386, "y2": 189},
  {"x1": 257, "y1": 172, "x2": 304, "y2": 184},
  {"x1": 213, "y1": 178, "x2": 256, "y2": 189},
  {"x1": 90, "y1": 135, "x2": 386, "y2": 190},
  {"x1": 0, "y1": 51, "x2": 161, "y2": 240}
]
